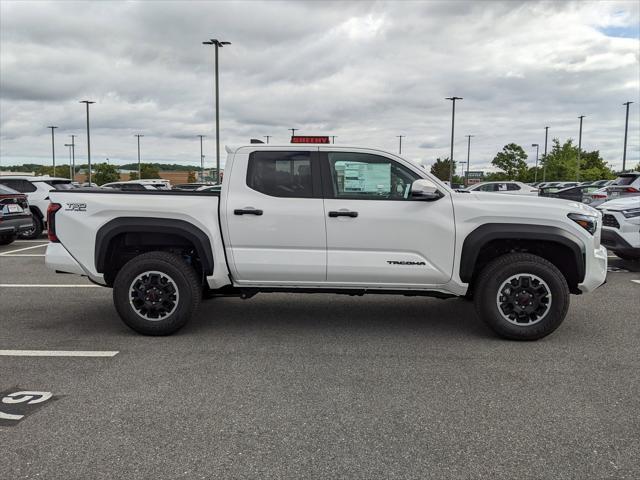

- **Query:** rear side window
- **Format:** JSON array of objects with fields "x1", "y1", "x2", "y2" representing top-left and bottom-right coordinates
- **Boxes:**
[
  {"x1": 506, "y1": 183, "x2": 520, "y2": 191},
  {"x1": 0, "y1": 184, "x2": 19, "y2": 194},
  {"x1": 247, "y1": 151, "x2": 313, "y2": 198}
]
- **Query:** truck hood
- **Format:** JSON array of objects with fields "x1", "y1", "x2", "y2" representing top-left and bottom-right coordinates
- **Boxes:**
[{"x1": 464, "y1": 191, "x2": 599, "y2": 215}]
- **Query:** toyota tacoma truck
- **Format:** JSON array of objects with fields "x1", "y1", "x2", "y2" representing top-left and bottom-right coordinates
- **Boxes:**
[{"x1": 45, "y1": 144, "x2": 607, "y2": 340}]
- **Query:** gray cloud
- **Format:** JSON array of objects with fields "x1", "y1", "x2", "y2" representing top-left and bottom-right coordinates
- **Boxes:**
[{"x1": 1, "y1": 0, "x2": 639, "y2": 173}]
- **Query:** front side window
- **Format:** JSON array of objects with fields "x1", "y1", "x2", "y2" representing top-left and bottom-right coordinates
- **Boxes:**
[
  {"x1": 477, "y1": 183, "x2": 495, "y2": 192},
  {"x1": 327, "y1": 152, "x2": 419, "y2": 200},
  {"x1": 247, "y1": 151, "x2": 313, "y2": 198}
]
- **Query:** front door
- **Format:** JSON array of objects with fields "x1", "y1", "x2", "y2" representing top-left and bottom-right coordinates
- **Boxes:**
[
  {"x1": 321, "y1": 150, "x2": 455, "y2": 287},
  {"x1": 224, "y1": 149, "x2": 326, "y2": 284}
]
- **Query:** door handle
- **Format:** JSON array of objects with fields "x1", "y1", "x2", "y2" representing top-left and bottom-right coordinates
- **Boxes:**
[
  {"x1": 328, "y1": 210, "x2": 358, "y2": 218},
  {"x1": 234, "y1": 208, "x2": 263, "y2": 216}
]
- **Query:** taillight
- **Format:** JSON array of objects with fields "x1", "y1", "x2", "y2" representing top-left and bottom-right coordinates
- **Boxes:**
[
  {"x1": 47, "y1": 203, "x2": 62, "y2": 242},
  {"x1": 625, "y1": 187, "x2": 638, "y2": 193},
  {"x1": 592, "y1": 194, "x2": 607, "y2": 198}
]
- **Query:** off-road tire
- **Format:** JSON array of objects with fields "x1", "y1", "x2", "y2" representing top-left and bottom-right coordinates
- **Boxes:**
[
  {"x1": 113, "y1": 251, "x2": 201, "y2": 335},
  {"x1": 474, "y1": 253, "x2": 570, "y2": 340}
]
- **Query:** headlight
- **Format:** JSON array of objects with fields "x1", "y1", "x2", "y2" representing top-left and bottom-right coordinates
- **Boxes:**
[
  {"x1": 568, "y1": 213, "x2": 597, "y2": 235},
  {"x1": 621, "y1": 207, "x2": 640, "y2": 218}
]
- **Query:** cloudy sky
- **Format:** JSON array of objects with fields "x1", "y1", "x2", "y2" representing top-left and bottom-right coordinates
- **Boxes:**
[{"x1": 1, "y1": 0, "x2": 639, "y2": 174}]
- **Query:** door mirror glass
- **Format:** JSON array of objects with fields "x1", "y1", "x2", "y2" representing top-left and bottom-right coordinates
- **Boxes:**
[{"x1": 410, "y1": 179, "x2": 443, "y2": 201}]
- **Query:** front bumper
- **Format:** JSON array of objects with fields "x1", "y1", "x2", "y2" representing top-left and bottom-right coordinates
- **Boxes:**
[{"x1": 578, "y1": 245, "x2": 607, "y2": 294}]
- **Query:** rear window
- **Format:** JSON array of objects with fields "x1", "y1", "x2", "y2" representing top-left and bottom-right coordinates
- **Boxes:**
[
  {"x1": 246, "y1": 151, "x2": 313, "y2": 198},
  {"x1": 0, "y1": 184, "x2": 20, "y2": 194},
  {"x1": 0, "y1": 179, "x2": 37, "y2": 193},
  {"x1": 36, "y1": 180, "x2": 76, "y2": 190},
  {"x1": 613, "y1": 175, "x2": 639, "y2": 186}
]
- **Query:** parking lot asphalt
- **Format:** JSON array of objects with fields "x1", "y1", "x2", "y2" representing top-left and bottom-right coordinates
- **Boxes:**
[{"x1": 1, "y1": 238, "x2": 639, "y2": 479}]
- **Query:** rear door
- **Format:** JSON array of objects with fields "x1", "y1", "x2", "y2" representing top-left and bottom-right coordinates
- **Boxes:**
[
  {"x1": 224, "y1": 148, "x2": 326, "y2": 284},
  {"x1": 321, "y1": 149, "x2": 455, "y2": 287}
]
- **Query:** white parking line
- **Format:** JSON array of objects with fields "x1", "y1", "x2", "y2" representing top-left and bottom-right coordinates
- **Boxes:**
[
  {"x1": 12, "y1": 240, "x2": 49, "y2": 244},
  {"x1": 0, "y1": 350, "x2": 118, "y2": 357},
  {"x1": 0, "y1": 244, "x2": 48, "y2": 256},
  {"x1": 632, "y1": 280, "x2": 640, "y2": 285},
  {"x1": 0, "y1": 284, "x2": 101, "y2": 288},
  {"x1": 0, "y1": 254, "x2": 45, "y2": 257}
]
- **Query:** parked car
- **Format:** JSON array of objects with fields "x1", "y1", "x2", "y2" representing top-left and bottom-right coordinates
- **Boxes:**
[
  {"x1": 465, "y1": 181, "x2": 538, "y2": 195},
  {"x1": 591, "y1": 179, "x2": 615, "y2": 188},
  {"x1": 541, "y1": 184, "x2": 602, "y2": 202},
  {"x1": 45, "y1": 143, "x2": 606, "y2": 340},
  {"x1": 584, "y1": 187, "x2": 610, "y2": 207},
  {"x1": 539, "y1": 182, "x2": 580, "y2": 196},
  {"x1": 0, "y1": 175, "x2": 76, "y2": 238},
  {"x1": 597, "y1": 196, "x2": 640, "y2": 261},
  {"x1": 606, "y1": 172, "x2": 640, "y2": 201},
  {"x1": 0, "y1": 184, "x2": 34, "y2": 245}
]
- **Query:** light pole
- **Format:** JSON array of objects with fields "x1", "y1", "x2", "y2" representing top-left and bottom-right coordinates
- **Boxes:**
[
  {"x1": 69, "y1": 135, "x2": 76, "y2": 181},
  {"x1": 543, "y1": 126, "x2": 549, "y2": 182},
  {"x1": 134, "y1": 134, "x2": 144, "y2": 179},
  {"x1": 197, "y1": 135, "x2": 206, "y2": 182},
  {"x1": 64, "y1": 143, "x2": 73, "y2": 179},
  {"x1": 330, "y1": 136, "x2": 337, "y2": 144},
  {"x1": 577, "y1": 115, "x2": 585, "y2": 182},
  {"x1": 622, "y1": 101, "x2": 633, "y2": 172},
  {"x1": 465, "y1": 135, "x2": 474, "y2": 186},
  {"x1": 445, "y1": 96, "x2": 463, "y2": 184},
  {"x1": 532, "y1": 143, "x2": 539, "y2": 183},
  {"x1": 397, "y1": 135, "x2": 405, "y2": 155},
  {"x1": 47, "y1": 126, "x2": 58, "y2": 176},
  {"x1": 263, "y1": 135, "x2": 271, "y2": 144},
  {"x1": 203, "y1": 39, "x2": 231, "y2": 184},
  {"x1": 80, "y1": 100, "x2": 95, "y2": 185},
  {"x1": 289, "y1": 128, "x2": 298, "y2": 140}
]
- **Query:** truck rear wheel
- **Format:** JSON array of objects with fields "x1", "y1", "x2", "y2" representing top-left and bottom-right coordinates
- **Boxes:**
[
  {"x1": 113, "y1": 251, "x2": 201, "y2": 335},
  {"x1": 474, "y1": 253, "x2": 569, "y2": 340}
]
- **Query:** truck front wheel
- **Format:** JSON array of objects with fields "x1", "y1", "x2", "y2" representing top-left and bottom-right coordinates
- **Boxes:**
[
  {"x1": 474, "y1": 253, "x2": 569, "y2": 340},
  {"x1": 113, "y1": 251, "x2": 201, "y2": 335}
]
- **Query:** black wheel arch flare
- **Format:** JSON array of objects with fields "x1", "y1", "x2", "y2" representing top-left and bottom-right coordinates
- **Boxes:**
[
  {"x1": 95, "y1": 217, "x2": 214, "y2": 276},
  {"x1": 459, "y1": 223, "x2": 586, "y2": 284}
]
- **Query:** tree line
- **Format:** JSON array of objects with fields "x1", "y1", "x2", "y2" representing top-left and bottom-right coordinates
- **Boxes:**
[{"x1": 430, "y1": 138, "x2": 637, "y2": 183}]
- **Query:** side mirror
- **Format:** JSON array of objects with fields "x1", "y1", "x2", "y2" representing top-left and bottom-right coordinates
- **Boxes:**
[{"x1": 410, "y1": 179, "x2": 443, "y2": 201}]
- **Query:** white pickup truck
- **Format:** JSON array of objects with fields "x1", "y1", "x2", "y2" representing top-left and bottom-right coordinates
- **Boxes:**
[{"x1": 45, "y1": 144, "x2": 607, "y2": 340}]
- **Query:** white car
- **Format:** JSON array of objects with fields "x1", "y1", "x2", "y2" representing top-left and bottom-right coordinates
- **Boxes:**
[
  {"x1": 45, "y1": 142, "x2": 607, "y2": 340},
  {"x1": 597, "y1": 196, "x2": 640, "y2": 261},
  {"x1": 0, "y1": 175, "x2": 76, "y2": 238},
  {"x1": 466, "y1": 181, "x2": 538, "y2": 195}
]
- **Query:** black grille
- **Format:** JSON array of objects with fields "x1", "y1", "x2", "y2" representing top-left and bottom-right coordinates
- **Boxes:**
[{"x1": 602, "y1": 214, "x2": 620, "y2": 229}]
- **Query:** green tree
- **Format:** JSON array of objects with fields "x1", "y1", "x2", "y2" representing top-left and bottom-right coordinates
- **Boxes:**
[
  {"x1": 430, "y1": 157, "x2": 456, "y2": 181},
  {"x1": 34, "y1": 165, "x2": 71, "y2": 179},
  {"x1": 93, "y1": 163, "x2": 120, "y2": 186},
  {"x1": 187, "y1": 171, "x2": 197, "y2": 183},
  {"x1": 542, "y1": 139, "x2": 615, "y2": 181},
  {"x1": 140, "y1": 163, "x2": 160, "y2": 179},
  {"x1": 129, "y1": 171, "x2": 139, "y2": 180},
  {"x1": 492, "y1": 144, "x2": 528, "y2": 180}
]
